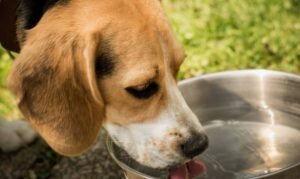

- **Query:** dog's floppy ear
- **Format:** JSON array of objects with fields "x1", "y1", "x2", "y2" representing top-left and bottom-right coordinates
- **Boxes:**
[{"x1": 8, "y1": 31, "x2": 104, "y2": 156}]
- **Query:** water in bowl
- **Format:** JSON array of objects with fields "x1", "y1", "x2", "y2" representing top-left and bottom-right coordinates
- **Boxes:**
[{"x1": 196, "y1": 106, "x2": 300, "y2": 179}]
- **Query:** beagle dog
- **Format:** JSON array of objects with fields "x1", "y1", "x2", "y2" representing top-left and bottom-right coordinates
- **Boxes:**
[{"x1": 1, "y1": 0, "x2": 208, "y2": 171}]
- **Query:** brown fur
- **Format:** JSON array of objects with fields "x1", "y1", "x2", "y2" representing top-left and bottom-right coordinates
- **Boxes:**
[{"x1": 8, "y1": 0, "x2": 185, "y2": 156}]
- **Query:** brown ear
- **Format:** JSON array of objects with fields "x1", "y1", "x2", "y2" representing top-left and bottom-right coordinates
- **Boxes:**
[{"x1": 8, "y1": 31, "x2": 103, "y2": 156}]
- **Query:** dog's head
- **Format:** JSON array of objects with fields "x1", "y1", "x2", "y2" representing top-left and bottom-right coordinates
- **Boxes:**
[{"x1": 8, "y1": 0, "x2": 208, "y2": 168}]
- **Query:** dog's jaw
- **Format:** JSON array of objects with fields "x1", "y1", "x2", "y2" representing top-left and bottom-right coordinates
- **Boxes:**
[{"x1": 105, "y1": 118, "x2": 184, "y2": 168}]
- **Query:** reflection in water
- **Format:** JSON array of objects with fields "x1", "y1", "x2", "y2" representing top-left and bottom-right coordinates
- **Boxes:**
[
  {"x1": 260, "y1": 127, "x2": 280, "y2": 164},
  {"x1": 259, "y1": 73, "x2": 275, "y2": 126}
]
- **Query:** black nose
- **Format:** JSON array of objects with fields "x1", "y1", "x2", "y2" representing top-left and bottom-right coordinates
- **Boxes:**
[{"x1": 181, "y1": 134, "x2": 208, "y2": 158}]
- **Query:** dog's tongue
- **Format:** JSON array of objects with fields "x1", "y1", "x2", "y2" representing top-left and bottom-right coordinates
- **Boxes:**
[{"x1": 169, "y1": 160, "x2": 206, "y2": 179}]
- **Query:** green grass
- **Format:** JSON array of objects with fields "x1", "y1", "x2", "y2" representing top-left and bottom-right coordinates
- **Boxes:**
[
  {"x1": 163, "y1": 0, "x2": 300, "y2": 79},
  {"x1": 1, "y1": 0, "x2": 300, "y2": 117},
  {"x1": 0, "y1": 47, "x2": 20, "y2": 118}
]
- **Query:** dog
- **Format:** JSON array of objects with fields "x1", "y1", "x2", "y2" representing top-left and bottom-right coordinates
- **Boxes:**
[{"x1": 0, "y1": 0, "x2": 208, "y2": 171}]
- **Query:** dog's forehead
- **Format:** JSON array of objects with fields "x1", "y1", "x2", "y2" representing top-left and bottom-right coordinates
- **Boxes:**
[
  {"x1": 64, "y1": 0, "x2": 183, "y2": 80},
  {"x1": 85, "y1": 1, "x2": 168, "y2": 81},
  {"x1": 72, "y1": 0, "x2": 162, "y2": 26}
]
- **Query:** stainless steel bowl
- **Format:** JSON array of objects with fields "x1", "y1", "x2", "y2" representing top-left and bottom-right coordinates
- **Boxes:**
[{"x1": 107, "y1": 70, "x2": 300, "y2": 179}]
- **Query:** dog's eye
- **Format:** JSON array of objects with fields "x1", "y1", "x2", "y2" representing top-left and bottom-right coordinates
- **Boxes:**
[{"x1": 126, "y1": 82, "x2": 159, "y2": 99}]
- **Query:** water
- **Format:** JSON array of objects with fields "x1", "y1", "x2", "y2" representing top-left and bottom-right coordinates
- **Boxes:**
[{"x1": 195, "y1": 107, "x2": 300, "y2": 179}]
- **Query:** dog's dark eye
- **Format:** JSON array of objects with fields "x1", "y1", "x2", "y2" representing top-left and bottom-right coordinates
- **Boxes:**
[{"x1": 126, "y1": 82, "x2": 159, "y2": 99}]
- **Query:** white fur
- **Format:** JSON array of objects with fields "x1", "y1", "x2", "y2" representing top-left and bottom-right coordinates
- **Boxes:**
[{"x1": 0, "y1": 119, "x2": 37, "y2": 152}]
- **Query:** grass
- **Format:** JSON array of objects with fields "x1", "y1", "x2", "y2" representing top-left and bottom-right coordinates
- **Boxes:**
[
  {"x1": 1, "y1": 0, "x2": 300, "y2": 117},
  {"x1": 163, "y1": 0, "x2": 300, "y2": 79},
  {"x1": 0, "y1": 47, "x2": 20, "y2": 118}
]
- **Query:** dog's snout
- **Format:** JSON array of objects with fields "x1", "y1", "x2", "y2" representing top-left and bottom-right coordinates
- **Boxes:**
[{"x1": 181, "y1": 134, "x2": 208, "y2": 159}]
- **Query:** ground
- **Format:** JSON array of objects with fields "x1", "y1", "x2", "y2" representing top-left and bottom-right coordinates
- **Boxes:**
[
  {"x1": 0, "y1": 130, "x2": 124, "y2": 179},
  {"x1": 0, "y1": 0, "x2": 300, "y2": 178}
]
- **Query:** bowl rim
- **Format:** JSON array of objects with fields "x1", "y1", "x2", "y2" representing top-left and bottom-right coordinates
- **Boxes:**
[
  {"x1": 179, "y1": 69, "x2": 300, "y2": 86},
  {"x1": 106, "y1": 136, "x2": 160, "y2": 179},
  {"x1": 106, "y1": 69, "x2": 300, "y2": 179}
]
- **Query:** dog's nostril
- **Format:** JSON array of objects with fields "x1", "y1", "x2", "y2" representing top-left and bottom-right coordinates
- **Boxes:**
[{"x1": 181, "y1": 134, "x2": 209, "y2": 159}]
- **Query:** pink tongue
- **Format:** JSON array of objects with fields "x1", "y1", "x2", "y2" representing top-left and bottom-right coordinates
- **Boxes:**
[
  {"x1": 168, "y1": 164, "x2": 188, "y2": 179},
  {"x1": 169, "y1": 160, "x2": 206, "y2": 179}
]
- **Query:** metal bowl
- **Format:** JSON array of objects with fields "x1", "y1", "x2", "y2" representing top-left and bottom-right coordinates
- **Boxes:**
[{"x1": 107, "y1": 70, "x2": 300, "y2": 179}]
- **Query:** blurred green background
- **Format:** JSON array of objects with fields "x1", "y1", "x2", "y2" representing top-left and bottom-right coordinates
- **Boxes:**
[{"x1": 1, "y1": 0, "x2": 300, "y2": 117}]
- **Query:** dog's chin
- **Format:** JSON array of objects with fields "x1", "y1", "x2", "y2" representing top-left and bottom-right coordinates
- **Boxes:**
[
  {"x1": 114, "y1": 141, "x2": 184, "y2": 169},
  {"x1": 130, "y1": 161, "x2": 184, "y2": 172},
  {"x1": 127, "y1": 149, "x2": 187, "y2": 169},
  {"x1": 138, "y1": 159, "x2": 186, "y2": 170}
]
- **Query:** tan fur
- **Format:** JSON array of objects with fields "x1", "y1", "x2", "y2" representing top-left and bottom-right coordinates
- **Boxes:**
[{"x1": 8, "y1": 0, "x2": 185, "y2": 156}]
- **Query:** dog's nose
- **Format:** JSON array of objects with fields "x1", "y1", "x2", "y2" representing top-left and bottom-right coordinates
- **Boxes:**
[{"x1": 181, "y1": 134, "x2": 208, "y2": 159}]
